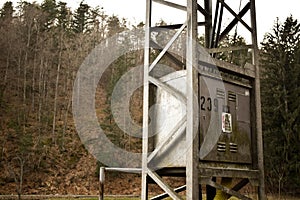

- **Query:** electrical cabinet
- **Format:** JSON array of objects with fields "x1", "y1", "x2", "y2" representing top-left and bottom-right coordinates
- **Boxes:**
[
  {"x1": 199, "y1": 74, "x2": 252, "y2": 164},
  {"x1": 152, "y1": 69, "x2": 253, "y2": 168}
]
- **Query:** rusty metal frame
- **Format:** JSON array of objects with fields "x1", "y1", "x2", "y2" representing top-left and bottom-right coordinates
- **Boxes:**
[
  {"x1": 95, "y1": 0, "x2": 265, "y2": 199},
  {"x1": 139, "y1": 0, "x2": 266, "y2": 199},
  {"x1": 142, "y1": 0, "x2": 189, "y2": 199}
]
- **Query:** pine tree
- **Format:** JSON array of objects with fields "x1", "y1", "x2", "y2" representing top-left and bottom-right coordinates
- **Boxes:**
[
  {"x1": 217, "y1": 34, "x2": 250, "y2": 67},
  {"x1": 0, "y1": 1, "x2": 14, "y2": 24},
  {"x1": 41, "y1": 0, "x2": 58, "y2": 29},
  {"x1": 107, "y1": 15, "x2": 127, "y2": 37},
  {"x1": 261, "y1": 16, "x2": 300, "y2": 194},
  {"x1": 72, "y1": 1, "x2": 90, "y2": 33},
  {"x1": 57, "y1": 1, "x2": 71, "y2": 31}
]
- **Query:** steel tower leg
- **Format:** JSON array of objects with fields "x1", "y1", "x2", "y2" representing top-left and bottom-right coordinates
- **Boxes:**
[
  {"x1": 186, "y1": 0, "x2": 199, "y2": 199},
  {"x1": 141, "y1": 0, "x2": 151, "y2": 199},
  {"x1": 250, "y1": 0, "x2": 266, "y2": 199},
  {"x1": 140, "y1": 0, "x2": 265, "y2": 199}
]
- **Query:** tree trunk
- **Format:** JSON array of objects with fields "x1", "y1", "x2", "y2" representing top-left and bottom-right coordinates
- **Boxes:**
[{"x1": 52, "y1": 31, "x2": 63, "y2": 145}]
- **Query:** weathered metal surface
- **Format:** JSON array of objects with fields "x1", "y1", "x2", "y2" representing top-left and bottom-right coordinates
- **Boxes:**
[
  {"x1": 185, "y1": 0, "x2": 200, "y2": 197},
  {"x1": 212, "y1": 58, "x2": 255, "y2": 78},
  {"x1": 104, "y1": 168, "x2": 142, "y2": 173},
  {"x1": 150, "y1": 185, "x2": 186, "y2": 200},
  {"x1": 207, "y1": 45, "x2": 253, "y2": 54},
  {"x1": 148, "y1": 170, "x2": 183, "y2": 200},
  {"x1": 140, "y1": 0, "x2": 265, "y2": 199},
  {"x1": 99, "y1": 167, "x2": 105, "y2": 200},
  {"x1": 250, "y1": 0, "x2": 266, "y2": 198},
  {"x1": 206, "y1": 180, "x2": 252, "y2": 200},
  {"x1": 151, "y1": 71, "x2": 187, "y2": 168},
  {"x1": 152, "y1": 70, "x2": 253, "y2": 166},
  {"x1": 199, "y1": 77, "x2": 252, "y2": 164},
  {"x1": 141, "y1": 1, "x2": 151, "y2": 199},
  {"x1": 153, "y1": 0, "x2": 186, "y2": 11},
  {"x1": 198, "y1": 167, "x2": 259, "y2": 179}
]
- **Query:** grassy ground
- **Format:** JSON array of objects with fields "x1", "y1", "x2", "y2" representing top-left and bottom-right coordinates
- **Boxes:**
[
  {"x1": 1, "y1": 195, "x2": 299, "y2": 200},
  {"x1": 49, "y1": 198, "x2": 140, "y2": 200},
  {"x1": 47, "y1": 196, "x2": 300, "y2": 200}
]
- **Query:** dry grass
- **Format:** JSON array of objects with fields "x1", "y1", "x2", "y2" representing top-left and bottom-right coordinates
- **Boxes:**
[{"x1": 1, "y1": 194, "x2": 298, "y2": 200}]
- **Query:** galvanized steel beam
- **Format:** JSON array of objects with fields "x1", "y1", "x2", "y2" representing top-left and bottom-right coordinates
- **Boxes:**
[
  {"x1": 250, "y1": 0, "x2": 266, "y2": 199},
  {"x1": 141, "y1": 0, "x2": 151, "y2": 199},
  {"x1": 139, "y1": 0, "x2": 265, "y2": 199},
  {"x1": 186, "y1": 0, "x2": 199, "y2": 199},
  {"x1": 148, "y1": 170, "x2": 183, "y2": 200}
]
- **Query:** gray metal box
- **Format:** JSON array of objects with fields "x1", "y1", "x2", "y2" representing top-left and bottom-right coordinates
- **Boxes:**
[
  {"x1": 152, "y1": 70, "x2": 252, "y2": 168},
  {"x1": 199, "y1": 74, "x2": 252, "y2": 164}
]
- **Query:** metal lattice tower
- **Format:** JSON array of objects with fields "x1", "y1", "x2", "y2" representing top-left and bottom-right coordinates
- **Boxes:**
[{"x1": 141, "y1": 0, "x2": 266, "y2": 199}]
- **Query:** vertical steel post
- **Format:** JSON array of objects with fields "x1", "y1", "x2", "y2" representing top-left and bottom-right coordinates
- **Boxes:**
[
  {"x1": 250, "y1": 0, "x2": 266, "y2": 199},
  {"x1": 204, "y1": 0, "x2": 212, "y2": 48},
  {"x1": 186, "y1": 0, "x2": 199, "y2": 199},
  {"x1": 141, "y1": 0, "x2": 151, "y2": 199},
  {"x1": 99, "y1": 167, "x2": 105, "y2": 200},
  {"x1": 139, "y1": 0, "x2": 265, "y2": 199}
]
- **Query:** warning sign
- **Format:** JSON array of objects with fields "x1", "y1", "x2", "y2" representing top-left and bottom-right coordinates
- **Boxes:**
[{"x1": 222, "y1": 112, "x2": 232, "y2": 133}]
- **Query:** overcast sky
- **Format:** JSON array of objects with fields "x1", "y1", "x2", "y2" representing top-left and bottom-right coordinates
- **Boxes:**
[{"x1": 2, "y1": 0, "x2": 300, "y2": 43}]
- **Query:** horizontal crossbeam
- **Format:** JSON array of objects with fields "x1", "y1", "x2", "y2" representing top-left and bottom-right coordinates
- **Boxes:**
[{"x1": 153, "y1": 0, "x2": 185, "y2": 11}]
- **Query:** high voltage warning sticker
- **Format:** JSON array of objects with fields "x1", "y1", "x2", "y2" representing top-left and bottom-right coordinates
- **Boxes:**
[{"x1": 222, "y1": 112, "x2": 232, "y2": 133}]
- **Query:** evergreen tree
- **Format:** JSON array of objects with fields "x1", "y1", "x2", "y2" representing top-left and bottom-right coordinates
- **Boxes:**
[
  {"x1": 41, "y1": 0, "x2": 58, "y2": 29},
  {"x1": 57, "y1": 1, "x2": 70, "y2": 30},
  {"x1": 217, "y1": 34, "x2": 250, "y2": 67},
  {"x1": 261, "y1": 16, "x2": 300, "y2": 194},
  {"x1": 107, "y1": 15, "x2": 127, "y2": 37},
  {"x1": 0, "y1": 1, "x2": 14, "y2": 24},
  {"x1": 72, "y1": 1, "x2": 90, "y2": 33}
]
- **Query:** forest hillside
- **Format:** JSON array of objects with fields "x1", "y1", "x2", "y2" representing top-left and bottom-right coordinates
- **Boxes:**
[{"x1": 0, "y1": 0, "x2": 299, "y2": 197}]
